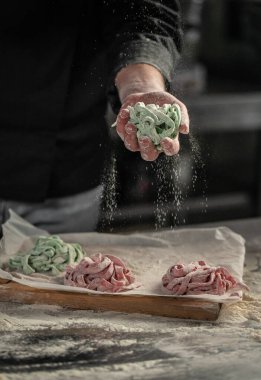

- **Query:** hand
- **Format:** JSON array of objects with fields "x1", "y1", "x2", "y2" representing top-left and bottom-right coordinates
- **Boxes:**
[{"x1": 115, "y1": 91, "x2": 190, "y2": 161}]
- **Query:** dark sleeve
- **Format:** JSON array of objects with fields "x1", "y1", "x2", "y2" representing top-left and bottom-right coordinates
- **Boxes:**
[{"x1": 102, "y1": 0, "x2": 183, "y2": 113}]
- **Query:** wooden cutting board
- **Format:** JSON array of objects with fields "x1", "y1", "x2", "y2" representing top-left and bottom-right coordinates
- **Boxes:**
[{"x1": 0, "y1": 278, "x2": 221, "y2": 321}]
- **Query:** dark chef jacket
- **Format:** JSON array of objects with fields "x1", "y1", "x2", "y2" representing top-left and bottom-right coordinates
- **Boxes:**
[{"x1": 0, "y1": 0, "x2": 182, "y2": 202}]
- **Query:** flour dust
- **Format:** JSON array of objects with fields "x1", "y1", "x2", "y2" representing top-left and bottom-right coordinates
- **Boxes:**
[
  {"x1": 189, "y1": 133, "x2": 208, "y2": 215},
  {"x1": 100, "y1": 151, "x2": 119, "y2": 231},
  {"x1": 152, "y1": 133, "x2": 208, "y2": 229},
  {"x1": 101, "y1": 133, "x2": 208, "y2": 231},
  {"x1": 152, "y1": 154, "x2": 184, "y2": 229}
]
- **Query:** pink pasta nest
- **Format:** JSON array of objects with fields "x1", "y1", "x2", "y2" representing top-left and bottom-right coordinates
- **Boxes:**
[
  {"x1": 64, "y1": 253, "x2": 140, "y2": 293},
  {"x1": 162, "y1": 260, "x2": 249, "y2": 296}
]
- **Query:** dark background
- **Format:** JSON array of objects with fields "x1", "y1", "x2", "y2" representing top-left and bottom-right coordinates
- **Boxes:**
[{"x1": 100, "y1": 0, "x2": 261, "y2": 232}]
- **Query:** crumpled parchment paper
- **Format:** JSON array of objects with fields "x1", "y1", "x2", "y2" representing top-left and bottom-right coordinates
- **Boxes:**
[{"x1": 0, "y1": 210, "x2": 247, "y2": 303}]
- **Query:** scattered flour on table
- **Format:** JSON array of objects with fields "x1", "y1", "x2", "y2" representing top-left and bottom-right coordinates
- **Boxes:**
[
  {"x1": 1, "y1": 249, "x2": 260, "y2": 380},
  {"x1": 2, "y1": 352, "x2": 261, "y2": 380},
  {"x1": 217, "y1": 268, "x2": 261, "y2": 323},
  {"x1": 217, "y1": 294, "x2": 261, "y2": 323},
  {"x1": 0, "y1": 268, "x2": 260, "y2": 332},
  {"x1": 1, "y1": 297, "x2": 261, "y2": 380}
]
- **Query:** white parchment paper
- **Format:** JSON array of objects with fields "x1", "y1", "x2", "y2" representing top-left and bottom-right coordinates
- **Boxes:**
[{"x1": 0, "y1": 210, "x2": 247, "y2": 303}]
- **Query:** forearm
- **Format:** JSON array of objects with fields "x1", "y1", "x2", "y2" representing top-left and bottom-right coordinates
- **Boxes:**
[
  {"x1": 115, "y1": 63, "x2": 166, "y2": 103},
  {"x1": 104, "y1": 0, "x2": 182, "y2": 113}
]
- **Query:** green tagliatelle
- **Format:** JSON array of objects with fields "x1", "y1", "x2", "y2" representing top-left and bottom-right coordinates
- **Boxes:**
[
  {"x1": 112, "y1": 102, "x2": 181, "y2": 151},
  {"x1": 8, "y1": 235, "x2": 85, "y2": 276}
]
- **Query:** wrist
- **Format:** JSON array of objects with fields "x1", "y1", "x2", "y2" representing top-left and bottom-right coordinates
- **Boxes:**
[{"x1": 115, "y1": 63, "x2": 166, "y2": 103}]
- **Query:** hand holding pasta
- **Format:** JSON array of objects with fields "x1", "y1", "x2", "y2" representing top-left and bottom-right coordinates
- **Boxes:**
[
  {"x1": 113, "y1": 91, "x2": 189, "y2": 161},
  {"x1": 113, "y1": 102, "x2": 181, "y2": 152}
]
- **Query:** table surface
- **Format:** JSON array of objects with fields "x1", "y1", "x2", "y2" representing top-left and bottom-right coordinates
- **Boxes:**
[{"x1": 0, "y1": 218, "x2": 261, "y2": 380}]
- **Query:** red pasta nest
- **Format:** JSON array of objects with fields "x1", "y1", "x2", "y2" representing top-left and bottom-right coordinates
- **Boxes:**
[
  {"x1": 64, "y1": 253, "x2": 140, "y2": 293},
  {"x1": 162, "y1": 260, "x2": 249, "y2": 296}
]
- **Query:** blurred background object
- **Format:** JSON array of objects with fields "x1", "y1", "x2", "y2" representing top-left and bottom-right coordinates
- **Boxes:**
[{"x1": 100, "y1": 0, "x2": 261, "y2": 232}]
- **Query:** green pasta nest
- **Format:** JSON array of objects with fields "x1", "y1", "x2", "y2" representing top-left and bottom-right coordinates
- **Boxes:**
[
  {"x1": 8, "y1": 235, "x2": 85, "y2": 275},
  {"x1": 112, "y1": 102, "x2": 181, "y2": 151}
]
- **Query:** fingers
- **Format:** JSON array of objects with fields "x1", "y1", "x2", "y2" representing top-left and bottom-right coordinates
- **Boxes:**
[
  {"x1": 116, "y1": 92, "x2": 188, "y2": 160},
  {"x1": 179, "y1": 124, "x2": 189, "y2": 134},
  {"x1": 115, "y1": 107, "x2": 140, "y2": 152},
  {"x1": 116, "y1": 108, "x2": 129, "y2": 140},
  {"x1": 115, "y1": 106, "x2": 160, "y2": 159},
  {"x1": 160, "y1": 137, "x2": 180, "y2": 156},
  {"x1": 124, "y1": 123, "x2": 139, "y2": 152},
  {"x1": 138, "y1": 136, "x2": 159, "y2": 161},
  {"x1": 121, "y1": 92, "x2": 190, "y2": 135},
  {"x1": 177, "y1": 102, "x2": 190, "y2": 134}
]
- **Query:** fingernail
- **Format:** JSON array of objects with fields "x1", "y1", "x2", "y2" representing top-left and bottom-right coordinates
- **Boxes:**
[
  {"x1": 125, "y1": 125, "x2": 134, "y2": 134},
  {"x1": 119, "y1": 109, "x2": 129, "y2": 119},
  {"x1": 180, "y1": 124, "x2": 189, "y2": 134},
  {"x1": 161, "y1": 141, "x2": 171, "y2": 150},
  {"x1": 161, "y1": 142, "x2": 173, "y2": 155},
  {"x1": 141, "y1": 153, "x2": 149, "y2": 160},
  {"x1": 139, "y1": 137, "x2": 150, "y2": 148}
]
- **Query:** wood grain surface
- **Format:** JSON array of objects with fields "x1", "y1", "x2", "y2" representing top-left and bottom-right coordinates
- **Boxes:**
[{"x1": 0, "y1": 279, "x2": 220, "y2": 321}]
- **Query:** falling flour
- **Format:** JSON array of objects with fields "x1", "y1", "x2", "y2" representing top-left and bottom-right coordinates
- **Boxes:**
[
  {"x1": 153, "y1": 154, "x2": 185, "y2": 229},
  {"x1": 189, "y1": 133, "x2": 208, "y2": 215},
  {"x1": 105, "y1": 101, "x2": 208, "y2": 231},
  {"x1": 101, "y1": 151, "x2": 119, "y2": 231}
]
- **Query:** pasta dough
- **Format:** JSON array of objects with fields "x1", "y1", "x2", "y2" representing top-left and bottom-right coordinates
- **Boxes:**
[
  {"x1": 112, "y1": 102, "x2": 181, "y2": 150},
  {"x1": 8, "y1": 235, "x2": 85, "y2": 275},
  {"x1": 162, "y1": 260, "x2": 249, "y2": 296},
  {"x1": 64, "y1": 253, "x2": 140, "y2": 292}
]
